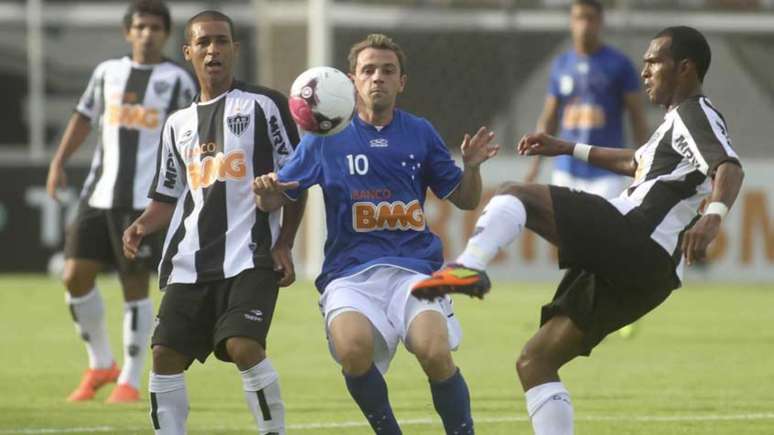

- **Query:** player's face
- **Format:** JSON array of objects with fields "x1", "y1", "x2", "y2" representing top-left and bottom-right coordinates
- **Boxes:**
[
  {"x1": 351, "y1": 48, "x2": 406, "y2": 114},
  {"x1": 184, "y1": 20, "x2": 239, "y2": 86},
  {"x1": 570, "y1": 4, "x2": 602, "y2": 47},
  {"x1": 124, "y1": 13, "x2": 168, "y2": 60},
  {"x1": 641, "y1": 36, "x2": 679, "y2": 106}
]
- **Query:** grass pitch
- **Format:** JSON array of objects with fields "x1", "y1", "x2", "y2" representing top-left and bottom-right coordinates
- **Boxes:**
[{"x1": 0, "y1": 275, "x2": 772, "y2": 434}]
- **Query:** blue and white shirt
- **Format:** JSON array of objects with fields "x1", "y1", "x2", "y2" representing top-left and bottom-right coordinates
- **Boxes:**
[{"x1": 278, "y1": 109, "x2": 462, "y2": 292}]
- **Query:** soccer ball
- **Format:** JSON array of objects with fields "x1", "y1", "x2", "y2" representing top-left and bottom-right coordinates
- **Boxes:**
[{"x1": 289, "y1": 66, "x2": 356, "y2": 136}]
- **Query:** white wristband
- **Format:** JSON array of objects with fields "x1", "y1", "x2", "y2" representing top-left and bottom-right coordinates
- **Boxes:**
[
  {"x1": 704, "y1": 201, "x2": 728, "y2": 219},
  {"x1": 572, "y1": 143, "x2": 592, "y2": 162}
]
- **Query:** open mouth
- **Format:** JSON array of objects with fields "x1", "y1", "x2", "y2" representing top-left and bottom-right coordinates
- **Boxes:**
[{"x1": 205, "y1": 60, "x2": 223, "y2": 71}]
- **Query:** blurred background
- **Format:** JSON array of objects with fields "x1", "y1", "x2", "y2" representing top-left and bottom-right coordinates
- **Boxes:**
[{"x1": 1, "y1": 0, "x2": 772, "y2": 283}]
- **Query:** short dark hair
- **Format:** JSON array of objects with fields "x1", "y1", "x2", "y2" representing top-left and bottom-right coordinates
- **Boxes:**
[
  {"x1": 572, "y1": 0, "x2": 603, "y2": 14},
  {"x1": 123, "y1": 0, "x2": 171, "y2": 33},
  {"x1": 348, "y1": 33, "x2": 407, "y2": 75},
  {"x1": 655, "y1": 26, "x2": 711, "y2": 82},
  {"x1": 185, "y1": 10, "x2": 236, "y2": 42}
]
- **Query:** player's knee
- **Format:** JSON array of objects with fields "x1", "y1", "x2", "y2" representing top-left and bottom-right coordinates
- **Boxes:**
[
  {"x1": 411, "y1": 336, "x2": 450, "y2": 367},
  {"x1": 225, "y1": 337, "x2": 266, "y2": 370},
  {"x1": 62, "y1": 266, "x2": 94, "y2": 295},
  {"x1": 335, "y1": 339, "x2": 373, "y2": 375},
  {"x1": 152, "y1": 345, "x2": 189, "y2": 374}
]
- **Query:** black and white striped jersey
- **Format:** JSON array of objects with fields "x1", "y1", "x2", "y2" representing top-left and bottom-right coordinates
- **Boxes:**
[
  {"x1": 77, "y1": 56, "x2": 197, "y2": 210},
  {"x1": 149, "y1": 81, "x2": 299, "y2": 288},
  {"x1": 607, "y1": 95, "x2": 740, "y2": 280}
]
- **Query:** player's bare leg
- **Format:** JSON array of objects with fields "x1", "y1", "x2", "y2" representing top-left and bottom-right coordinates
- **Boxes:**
[
  {"x1": 329, "y1": 311, "x2": 401, "y2": 434},
  {"x1": 517, "y1": 315, "x2": 585, "y2": 435},
  {"x1": 226, "y1": 337, "x2": 286, "y2": 435},
  {"x1": 62, "y1": 258, "x2": 119, "y2": 401},
  {"x1": 149, "y1": 345, "x2": 193, "y2": 435},
  {"x1": 107, "y1": 269, "x2": 152, "y2": 403},
  {"x1": 413, "y1": 182, "x2": 558, "y2": 299},
  {"x1": 407, "y1": 310, "x2": 473, "y2": 434}
]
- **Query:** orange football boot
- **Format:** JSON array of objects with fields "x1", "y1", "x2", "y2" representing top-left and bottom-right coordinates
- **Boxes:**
[
  {"x1": 106, "y1": 383, "x2": 140, "y2": 403},
  {"x1": 411, "y1": 264, "x2": 491, "y2": 300},
  {"x1": 66, "y1": 363, "x2": 120, "y2": 402}
]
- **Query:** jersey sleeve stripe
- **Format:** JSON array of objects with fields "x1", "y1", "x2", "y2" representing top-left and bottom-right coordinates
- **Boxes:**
[{"x1": 674, "y1": 101, "x2": 737, "y2": 175}]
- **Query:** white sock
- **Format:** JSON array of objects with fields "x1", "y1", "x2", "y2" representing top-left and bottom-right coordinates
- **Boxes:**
[
  {"x1": 149, "y1": 372, "x2": 188, "y2": 435},
  {"x1": 66, "y1": 288, "x2": 114, "y2": 369},
  {"x1": 525, "y1": 382, "x2": 574, "y2": 435},
  {"x1": 456, "y1": 194, "x2": 526, "y2": 270},
  {"x1": 241, "y1": 358, "x2": 286, "y2": 435},
  {"x1": 118, "y1": 298, "x2": 153, "y2": 388}
]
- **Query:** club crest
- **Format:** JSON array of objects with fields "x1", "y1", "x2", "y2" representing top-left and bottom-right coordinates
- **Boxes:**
[
  {"x1": 227, "y1": 113, "x2": 250, "y2": 137},
  {"x1": 153, "y1": 81, "x2": 171, "y2": 95}
]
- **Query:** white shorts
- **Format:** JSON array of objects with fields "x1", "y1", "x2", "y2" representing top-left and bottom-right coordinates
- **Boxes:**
[
  {"x1": 320, "y1": 266, "x2": 462, "y2": 374},
  {"x1": 551, "y1": 171, "x2": 628, "y2": 199}
]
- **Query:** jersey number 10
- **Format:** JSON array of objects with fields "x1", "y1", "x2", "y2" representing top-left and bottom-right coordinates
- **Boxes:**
[{"x1": 346, "y1": 154, "x2": 369, "y2": 175}]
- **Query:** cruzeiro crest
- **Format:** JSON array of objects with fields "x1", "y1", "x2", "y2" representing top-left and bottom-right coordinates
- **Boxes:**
[{"x1": 227, "y1": 113, "x2": 250, "y2": 137}]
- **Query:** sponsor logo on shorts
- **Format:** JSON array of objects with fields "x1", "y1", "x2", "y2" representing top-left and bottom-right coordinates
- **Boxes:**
[{"x1": 244, "y1": 309, "x2": 264, "y2": 322}]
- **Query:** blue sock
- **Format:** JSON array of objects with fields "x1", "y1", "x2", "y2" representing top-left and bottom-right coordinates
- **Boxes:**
[
  {"x1": 344, "y1": 365, "x2": 402, "y2": 434},
  {"x1": 430, "y1": 368, "x2": 474, "y2": 434}
]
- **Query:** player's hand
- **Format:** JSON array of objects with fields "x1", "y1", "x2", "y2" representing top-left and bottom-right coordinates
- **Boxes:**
[
  {"x1": 271, "y1": 242, "x2": 296, "y2": 287},
  {"x1": 252, "y1": 173, "x2": 300, "y2": 196},
  {"x1": 460, "y1": 126, "x2": 500, "y2": 169},
  {"x1": 681, "y1": 214, "x2": 721, "y2": 266},
  {"x1": 46, "y1": 162, "x2": 67, "y2": 202},
  {"x1": 517, "y1": 132, "x2": 573, "y2": 157},
  {"x1": 122, "y1": 222, "x2": 145, "y2": 260}
]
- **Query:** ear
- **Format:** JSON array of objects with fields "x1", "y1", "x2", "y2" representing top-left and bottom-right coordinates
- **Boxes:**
[
  {"x1": 183, "y1": 43, "x2": 192, "y2": 62},
  {"x1": 398, "y1": 73, "x2": 407, "y2": 93},
  {"x1": 678, "y1": 58, "x2": 692, "y2": 78},
  {"x1": 123, "y1": 26, "x2": 131, "y2": 43},
  {"x1": 234, "y1": 40, "x2": 241, "y2": 55}
]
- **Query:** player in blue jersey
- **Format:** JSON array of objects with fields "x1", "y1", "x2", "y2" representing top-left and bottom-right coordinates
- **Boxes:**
[
  {"x1": 253, "y1": 34, "x2": 499, "y2": 434},
  {"x1": 525, "y1": 0, "x2": 648, "y2": 199}
]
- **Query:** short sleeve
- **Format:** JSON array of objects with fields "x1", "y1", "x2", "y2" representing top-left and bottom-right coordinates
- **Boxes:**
[
  {"x1": 421, "y1": 120, "x2": 463, "y2": 199},
  {"x1": 269, "y1": 92, "x2": 301, "y2": 171},
  {"x1": 673, "y1": 98, "x2": 740, "y2": 176},
  {"x1": 148, "y1": 120, "x2": 185, "y2": 202},
  {"x1": 75, "y1": 64, "x2": 105, "y2": 123},
  {"x1": 276, "y1": 134, "x2": 323, "y2": 201}
]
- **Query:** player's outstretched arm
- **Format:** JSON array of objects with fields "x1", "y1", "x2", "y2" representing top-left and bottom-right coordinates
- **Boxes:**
[
  {"x1": 253, "y1": 173, "x2": 299, "y2": 212},
  {"x1": 448, "y1": 126, "x2": 500, "y2": 210},
  {"x1": 47, "y1": 113, "x2": 92, "y2": 201},
  {"x1": 681, "y1": 162, "x2": 744, "y2": 265},
  {"x1": 517, "y1": 132, "x2": 637, "y2": 177},
  {"x1": 122, "y1": 200, "x2": 175, "y2": 260}
]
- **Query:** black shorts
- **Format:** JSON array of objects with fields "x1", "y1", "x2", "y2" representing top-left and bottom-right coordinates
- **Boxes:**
[
  {"x1": 64, "y1": 203, "x2": 161, "y2": 275},
  {"x1": 151, "y1": 267, "x2": 280, "y2": 365},
  {"x1": 540, "y1": 186, "x2": 681, "y2": 355}
]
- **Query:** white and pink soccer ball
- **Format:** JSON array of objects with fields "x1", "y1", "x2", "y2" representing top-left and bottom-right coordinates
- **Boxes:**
[{"x1": 289, "y1": 67, "x2": 356, "y2": 137}]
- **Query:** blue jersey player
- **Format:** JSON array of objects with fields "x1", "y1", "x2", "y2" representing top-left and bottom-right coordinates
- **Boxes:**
[
  {"x1": 525, "y1": 0, "x2": 648, "y2": 199},
  {"x1": 253, "y1": 34, "x2": 499, "y2": 434}
]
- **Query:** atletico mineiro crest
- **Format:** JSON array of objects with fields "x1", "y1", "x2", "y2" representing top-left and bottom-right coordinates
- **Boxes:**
[{"x1": 227, "y1": 113, "x2": 250, "y2": 137}]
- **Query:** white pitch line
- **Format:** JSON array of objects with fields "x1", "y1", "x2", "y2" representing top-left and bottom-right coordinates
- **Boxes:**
[{"x1": 2, "y1": 413, "x2": 774, "y2": 434}]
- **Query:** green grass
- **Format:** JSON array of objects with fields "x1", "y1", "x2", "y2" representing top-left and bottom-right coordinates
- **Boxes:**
[{"x1": 0, "y1": 275, "x2": 772, "y2": 434}]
